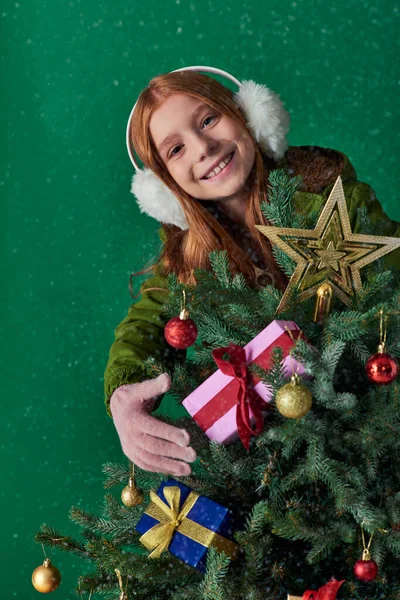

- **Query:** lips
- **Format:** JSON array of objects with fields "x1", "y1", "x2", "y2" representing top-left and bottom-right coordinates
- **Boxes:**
[{"x1": 201, "y1": 151, "x2": 235, "y2": 180}]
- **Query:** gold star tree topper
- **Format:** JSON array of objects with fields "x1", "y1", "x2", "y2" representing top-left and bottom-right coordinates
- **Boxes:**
[{"x1": 256, "y1": 176, "x2": 400, "y2": 315}]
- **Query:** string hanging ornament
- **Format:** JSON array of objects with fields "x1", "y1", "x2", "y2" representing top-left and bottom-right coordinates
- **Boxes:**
[
  {"x1": 365, "y1": 309, "x2": 398, "y2": 385},
  {"x1": 121, "y1": 460, "x2": 144, "y2": 507},
  {"x1": 275, "y1": 327, "x2": 312, "y2": 419},
  {"x1": 353, "y1": 523, "x2": 378, "y2": 582},
  {"x1": 164, "y1": 289, "x2": 198, "y2": 349},
  {"x1": 31, "y1": 542, "x2": 64, "y2": 593}
]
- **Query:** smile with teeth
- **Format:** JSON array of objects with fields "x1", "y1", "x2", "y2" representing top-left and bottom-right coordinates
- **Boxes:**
[{"x1": 203, "y1": 152, "x2": 234, "y2": 179}]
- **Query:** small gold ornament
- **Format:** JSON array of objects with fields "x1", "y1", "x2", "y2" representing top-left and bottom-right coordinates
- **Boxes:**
[
  {"x1": 314, "y1": 282, "x2": 333, "y2": 323},
  {"x1": 121, "y1": 461, "x2": 143, "y2": 507},
  {"x1": 115, "y1": 568, "x2": 129, "y2": 599},
  {"x1": 32, "y1": 558, "x2": 61, "y2": 593},
  {"x1": 275, "y1": 373, "x2": 312, "y2": 419},
  {"x1": 256, "y1": 176, "x2": 400, "y2": 315},
  {"x1": 121, "y1": 477, "x2": 144, "y2": 506}
]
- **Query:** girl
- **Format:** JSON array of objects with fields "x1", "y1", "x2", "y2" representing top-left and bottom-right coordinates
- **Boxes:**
[{"x1": 105, "y1": 67, "x2": 399, "y2": 478}]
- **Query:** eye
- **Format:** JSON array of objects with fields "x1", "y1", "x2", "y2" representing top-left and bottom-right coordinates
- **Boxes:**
[
  {"x1": 201, "y1": 114, "x2": 217, "y2": 128},
  {"x1": 169, "y1": 144, "x2": 183, "y2": 158}
]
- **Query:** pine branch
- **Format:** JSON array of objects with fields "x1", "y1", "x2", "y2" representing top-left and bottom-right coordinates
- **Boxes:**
[
  {"x1": 209, "y1": 250, "x2": 233, "y2": 288},
  {"x1": 224, "y1": 303, "x2": 264, "y2": 338},
  {"x1": 244, "y1": 501, "x2": 272, "y2": 535},
  {"x1": 354, "y1": 270, "x2": 394, "y2": 311},
  {"x1": 102, "y1": 461, "x2": 133, "y2": 489},
  {"x1": 195, "y1": 312, "x2": 248, "y2": 347},
  {"x1": 171, "y1": 362, "x2": 205, "y2": 400},
  {"x1": 356, "y1": 205, "x2": 374, "y2": 235},
  {"x1": 261, "y1": 169, "x2": 303, "y2": 228},
  {"x1": 257, "y1": 284, "x2": 282, "y2": 322},
  {"x1": 198, "y1": 547, "x2": 231, "y2": 600},
  {"x1": 34, "y1": 524, "x2": 90, "y2": 558},
  {"x1": 272, "y1": 246, "x2": 297, "y2": 277},
  {"x1": 305, "y1": 523, "x2": 352, "y2": 565}
]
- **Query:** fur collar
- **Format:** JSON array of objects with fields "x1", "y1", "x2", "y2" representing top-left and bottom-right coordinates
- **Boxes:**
[{"x1": 278, "y1": 145, "x2": 355, "y2": 194}]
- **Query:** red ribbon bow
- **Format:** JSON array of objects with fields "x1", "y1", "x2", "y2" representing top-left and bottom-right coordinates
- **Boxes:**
[
  {"x1": 303, "y1": 579, "x2": 345, "y2": 600},
  {"x1": 212, "y1": 343, "x2": 266, "y2": 450}
]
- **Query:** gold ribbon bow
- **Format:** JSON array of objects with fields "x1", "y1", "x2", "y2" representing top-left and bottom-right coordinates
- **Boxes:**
[{"x1": 139, "y1": 486, "x2": 238, "y2": 560}]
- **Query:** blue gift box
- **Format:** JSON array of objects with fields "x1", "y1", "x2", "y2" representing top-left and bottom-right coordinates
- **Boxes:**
[{"x1": 135, "y1": 479, "x2": 237, "y2": 572}]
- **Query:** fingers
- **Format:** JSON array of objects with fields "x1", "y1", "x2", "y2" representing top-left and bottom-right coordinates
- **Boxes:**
[
  {"x1": 128, "y1": 446, "x2": 193, "y2": 476},
  {"x1": 136, "y1": 432, "x2": 197, "y2": 463},
  {"x1": 131, "y1": 455, "x2": 166, "y2": 474},
  {"x1": 139, "y1": 412, "x2": 191, "y2": 447},
  {"x1": 111, "y1": 373, "x2": 172, "y2": 418},
  {"x1": 122, "y1": 448, "x2": 169, "y2": 475},
  {"x1": 133, "y1": 373, "x2": 171, "y2": 401},
  {"x1": 112, "y1": 373, "x2": 195, "y2": 477}
]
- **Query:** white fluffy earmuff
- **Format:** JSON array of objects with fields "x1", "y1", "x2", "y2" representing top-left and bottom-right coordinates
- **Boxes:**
[{"x1": 126, "y1": 66, "x2": 290, "y2": 230}]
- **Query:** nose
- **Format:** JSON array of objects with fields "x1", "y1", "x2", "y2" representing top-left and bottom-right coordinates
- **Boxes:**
[{"x1": 195, "y1": 133, "x2": 218, "y2": 162}]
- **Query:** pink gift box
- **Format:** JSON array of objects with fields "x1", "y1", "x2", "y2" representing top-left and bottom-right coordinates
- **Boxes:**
[{"x1": 183, "y1": 320, "x2": 305, "y2": 445}]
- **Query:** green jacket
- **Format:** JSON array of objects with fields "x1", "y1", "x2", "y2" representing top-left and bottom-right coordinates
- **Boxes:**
[{"x1": 104, "y1": 146, "x2": 400, "y2": 418}]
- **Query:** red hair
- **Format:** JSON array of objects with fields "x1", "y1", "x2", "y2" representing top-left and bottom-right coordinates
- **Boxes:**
[{"x1": 130, "y1": 71, "x2": 287, "y2": 292}]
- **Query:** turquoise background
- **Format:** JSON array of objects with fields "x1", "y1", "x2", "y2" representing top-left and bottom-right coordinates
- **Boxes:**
[{"x1": 1, "y1": 0, "x2": 399, "y2": 598}]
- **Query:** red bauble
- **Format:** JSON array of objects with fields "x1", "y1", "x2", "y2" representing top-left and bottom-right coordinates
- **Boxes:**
[
  {"x1": 366, "y1": 351, "x2": 398, "y2": 385},
  {"x1": 353, "y1": 558, "x2": 378, "y2": 582},
  {"x1": 164, "y1": 309, "x2": 198, "y2": 349}
]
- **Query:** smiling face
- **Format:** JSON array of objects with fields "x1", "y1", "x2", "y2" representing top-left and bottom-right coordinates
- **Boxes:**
[{"x1": 149, "y1": 93, "x2": 256, "y2": 201}]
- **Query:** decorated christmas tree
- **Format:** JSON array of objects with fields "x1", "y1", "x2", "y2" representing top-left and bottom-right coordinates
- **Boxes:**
[{"x1": 34, "y1": 171, "x2": 400, "y2": 600}]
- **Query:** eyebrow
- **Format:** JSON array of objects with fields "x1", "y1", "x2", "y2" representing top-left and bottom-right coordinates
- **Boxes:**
[{"x1": 157, "y1": 103, "x2": 209, "y2": 155}]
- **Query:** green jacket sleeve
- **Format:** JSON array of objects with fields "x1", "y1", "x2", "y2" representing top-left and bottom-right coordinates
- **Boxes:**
[
  {"x1": 349, "y1": 181, "x2": 400, "y2": 270},
  {"x1": 103, "y1": 233, "x2": 186, "y2": 418}
]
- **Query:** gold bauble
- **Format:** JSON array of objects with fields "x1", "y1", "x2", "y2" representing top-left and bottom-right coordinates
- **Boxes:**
[
  {"x1": 32, "y1": 558, "x2": 61, "y2": 593},
  {"x1": 275, "y1": 374, "x2": 312, "y2": 419},
  {"x1": 121, "y1": 477, "x2": 143, "y2": 507}
]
